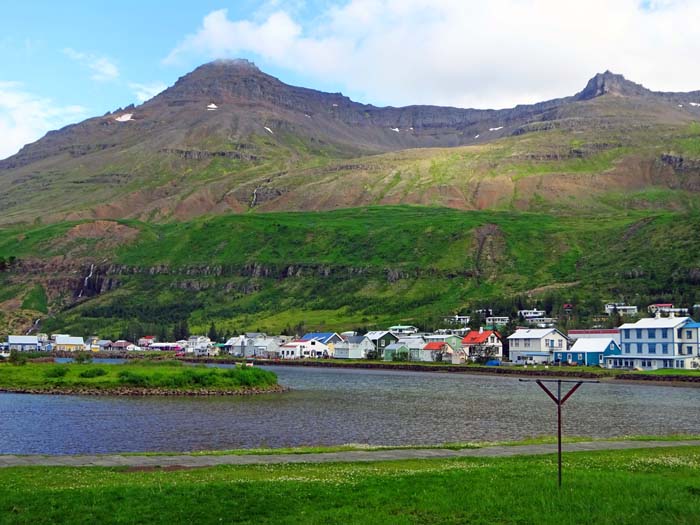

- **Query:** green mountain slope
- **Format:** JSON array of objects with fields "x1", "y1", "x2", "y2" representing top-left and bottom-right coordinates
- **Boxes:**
[{"x1": 2, "y1": 207, "x2": 700, "y2": 337}]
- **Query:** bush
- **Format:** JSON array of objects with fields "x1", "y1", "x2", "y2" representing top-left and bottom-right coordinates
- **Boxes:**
[
  {"x1": 117, "y1": 370, "x2": 150, "y2": 387},
  {"x1": 78, "y1": 368, "x2": 107, "y2": 378},
  {"x1": 44, "y1": 366, "x2": 69, "y2": 378},
  {"x1": 74, "y1": 353, "x2": 93, "y2": 364},
  {"x1": 8, "y1": 350, "x2": 27, "y2": 366}
]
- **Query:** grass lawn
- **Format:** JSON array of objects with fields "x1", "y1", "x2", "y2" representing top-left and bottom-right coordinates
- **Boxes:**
[
  {"x1": 1, "y1": 446, "x2": 700, "y2": 524},
  {"x1": 0, "y1": 361, "x2": 278, "y2": 393}
]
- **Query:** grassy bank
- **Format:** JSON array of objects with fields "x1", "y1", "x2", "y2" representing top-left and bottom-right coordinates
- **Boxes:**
[
  {"x1": 1, "y1": 446, "x2": 700, "y2": 524},
  {"x1": 0, "y1": 361, "x2": 279, "y2": 395}
]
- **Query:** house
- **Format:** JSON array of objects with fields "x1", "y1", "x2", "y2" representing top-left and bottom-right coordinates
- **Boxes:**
[
  {"x1": 415, "y1": 341, "x2": 454, "y2": 362},
  {"x1": 53, "y1": 335, "x2": 86, "y2": 352},
  {"x1": 518, "y1": 309, "x2": 546, "y2": 319},
  {"x1": 461, "y1": 328, "x2": 503, "y2": 360},
  {"x1": 242, "y1": 334, "x2": 280, "y2": 358},
  {"x1": 485, "y1": 316, "x2": 510, "y2": 327},
  {"x1": 604, "y1": 303, "x2": 638, "y2": 316},
  {"x1": 554, "y1": 338, "x2": 621, "y2": 366},
  {"x1": 365, "y1": 331, "x2": 399, "y2": 357},
  {"x1": 300, "y1": 333, "x2": 343, "y2": 356},
  {"x1": 334, "y1": 336, "x2": 374, "y2": 359},
  {"x1": 424, "y1": 333, "x2": 463, "y2": 352},
  {"x1": 562, "y1": 304, "x2": 574, "y2": 313},
  {"x1": 138, "y1": 336, "x2": 156, "y2": 348},
  {"x1": 568, "y1": 329, "x2": 620, "y2": 345},
  {"x1": 605, "y1": 315, "x2": 700, "y2": 370},
  {"x1": 442, "y1": 315, "x2": 470, "y2": 327},
  {"x1": 507, "y1": 328, "x2": 568, "y2": 364},
  {"x1": 7, "y1": 335, "x2": 40, "y2": 352},
  {"x1": 108, "y1": 340, "x2": 140, "y2": 352},
  {"x1": 396, "y1": 335, "x2": 427, "y2": 359},
  {"x1": 388, "y1": 325, "x2": 419, "y2": 335},
  {"x1": 279, "y1": 339, "x2": 329, "y2": 359},
  {"x1": 383, "y1": 342, "x2": 410, "y2": 361},
  {"x1": 647, "y1": 303, "x2": 688, "y2": 316},
  {"x1": 95, "y1": 339, "x2": 113, "y2": 352},
  {"x1": 185, "y1": 336, "x2": 212, "y2": 355}
]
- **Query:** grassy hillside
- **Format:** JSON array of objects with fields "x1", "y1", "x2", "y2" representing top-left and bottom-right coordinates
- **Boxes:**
[{"x1": 2, "y1": 206, "x2": 700, "y2": 338}]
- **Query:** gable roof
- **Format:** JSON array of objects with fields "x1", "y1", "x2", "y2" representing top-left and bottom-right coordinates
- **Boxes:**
[
  {"x1": 424, "y1": 341, "x2": 449, "y2": 351},
  {"x1": 462, "y1": 330, "x2": 499, "y2": 345},
  {"x1": 55, "y1": 335, "x2": 85, "y2": 346},
  {"x1": 8, "y1": 335, "x2": 39, "y2": 345},
  {"x1": 508, "y1": 328, "x2": 565, "y2": 340},
  {"x1": 365, "y1": 331, "x2": 395, "y2": 340},
  {"x1": 385, "y1": 343, "x2": 408, "y2": 351},
  {"x1": 619, "y1": 316, "x2": 691, "y2": 329},
  {"x1": 344, "y1": 335, "x2": 369, "y2": 344},
  {"x1": 300, "y1": 332, "x2": 340, "y2": 344},
  {"x1": 570, "y1": 338, "x2": 619, "y2": 353}
]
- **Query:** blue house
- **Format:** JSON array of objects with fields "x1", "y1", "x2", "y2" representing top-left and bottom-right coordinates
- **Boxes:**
[{"x1": 554, "y1": 338, "x2": 621, "y2": 366}]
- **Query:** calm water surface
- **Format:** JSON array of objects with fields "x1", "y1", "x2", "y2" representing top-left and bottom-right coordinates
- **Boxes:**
[{"x1": 2, "y1": 365, "x2": 700, "y2": 454}]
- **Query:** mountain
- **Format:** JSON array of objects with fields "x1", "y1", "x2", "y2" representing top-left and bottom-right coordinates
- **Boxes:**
[{"x1": 2, "y1": 61, "x2": 700, "y2": 224}]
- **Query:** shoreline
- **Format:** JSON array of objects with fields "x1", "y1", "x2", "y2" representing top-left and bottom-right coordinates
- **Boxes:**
[
  {"x1": 0, "y1": 384, "x2": 287, "y2": 397},
  {"x1": 48, "y1": 352, "x2": 700, "y2": 386}
]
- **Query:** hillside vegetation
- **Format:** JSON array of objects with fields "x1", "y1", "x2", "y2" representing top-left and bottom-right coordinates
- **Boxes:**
[{"x1": 2, "y1": 206, "x2": 700, "y2": 337}]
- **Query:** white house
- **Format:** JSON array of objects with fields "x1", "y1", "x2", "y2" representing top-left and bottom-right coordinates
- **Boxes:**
[
  {"x1": 185, "y1": 336, "x2": 212, "y2": 355},
  {"x1": 396, "y1": 335, "x2": 427, "y2": 359},
  {"x1": 388, "y1": 325, "x2": 419, "y2": 335},
  {"x1": 334, "y1": 336, "x2": 374, "y2": 359},
  {"x1": 485, "y1": 316, "x2": 510, "y2": 326},
  {"x1": 7, "y1": 335, "x2": 40, "y2": 352},
  {"x1": 518, "y1": 309, "x2": 546, "y2": 319},
  {"x1": 605, "y1": 315, "x2": 700, "y2": 370},
  {"x1": 605, "y1": 303, "x2": 638, "y2": 316},
  {"x1": 279, "y1": 339, "x2": 329, "y2": 359},
  {"x1": 508, "y1": 328, "x2": 568, "y2": 364}
]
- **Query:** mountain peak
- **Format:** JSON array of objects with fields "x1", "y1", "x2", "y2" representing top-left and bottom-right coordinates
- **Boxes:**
[
  {"x1": 576, "y1": 70, "x2": 650, "y2": 100},
  {"x1": 205, "y1": 58, "x2": 260, "y2": 71}
]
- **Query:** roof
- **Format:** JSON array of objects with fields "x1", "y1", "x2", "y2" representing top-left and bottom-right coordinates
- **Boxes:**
[
  {"x1": 619, "y1": 316, "x2": 691, "y2": 329},
  {"x1": 385, "y1": 343, "x2": 408, "y2": 351},
  {"x1": 424, "y1": 342, "x2": 448, "y2": 351},
  {"x1": 568, "y1": 329, "x2": 619, "y2": 335},
  {"x1": 462, "y1": 330, "x2": 499, "y2": 345},
  {"x1": 55, "y1": 335, "x2": 85, "y2": 345},
  {"x1": 365, "y1": 331, "x2": 394, "y2": 340},
  {"x1": 569, "y1": 338, "x2": 618, "y2": 353},
  {"x1": 8, "y1": 335, "x2": 39, "y2": 345},
  {"x1": 344, "y1": 335, "x2": 369, "y2": 344},
  {"x1": 300, "y1": 332, "x2": 338, "y2": 343},
  {"x1": 508, "y1": 328, "x2": 563, "y2": 340},
  {"x1": 651, "y1": 303, "x2": 674, "y2": 307}
]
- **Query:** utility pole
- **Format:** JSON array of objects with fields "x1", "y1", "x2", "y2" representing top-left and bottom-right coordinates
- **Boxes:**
[{"x1": 519, "y1": 378, "x2": 599, "y2": 487}]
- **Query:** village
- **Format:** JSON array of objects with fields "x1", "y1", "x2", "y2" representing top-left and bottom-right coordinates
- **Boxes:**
[{"x1": 3, "y1": 302, "x2": 700, "y2": 371}]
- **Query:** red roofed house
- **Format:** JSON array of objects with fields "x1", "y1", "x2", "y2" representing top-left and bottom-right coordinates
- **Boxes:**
[
  {"x1": 416, "y1": 341, "x2": 454, "y2": 362},
  {"x1": 461, "y1": 328, "x2": 503, "y2": 360}
]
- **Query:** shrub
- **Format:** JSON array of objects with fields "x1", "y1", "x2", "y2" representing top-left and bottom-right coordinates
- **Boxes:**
[
  {"x1": 74, "y1": 353, "x2": 93, "y2": 364},
  {"x1": 117, "y1": 370, "x2": 150, "y2": 387},
  {"x1": 78, "y1": 368, "x2": 107, "y2": 378},
  {"x1": 8, "y1": 350, "x2": 27, "y2": 366},
  {"x1": 44, "y1": 366, "x2": 69, "y2": 378}
]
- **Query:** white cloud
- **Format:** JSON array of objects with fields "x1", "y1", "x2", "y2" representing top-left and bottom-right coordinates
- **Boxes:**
[
  {"x1": 129, "y1": 82, "x2": 167, "y2": 103},
  {"x1": 0, "y1": 81, "x2": 85, "y2": 160},
  {"x1": 64, "y1": 47, "x2": 119, "y2": 81},
  {"x1": 165, "y1": 1, "x2": 700, "y2": 109}
]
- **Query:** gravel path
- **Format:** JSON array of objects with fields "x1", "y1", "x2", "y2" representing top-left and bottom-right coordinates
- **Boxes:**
[{"x1": 1, "y1": 440, "x2": 699, "y2": 468}]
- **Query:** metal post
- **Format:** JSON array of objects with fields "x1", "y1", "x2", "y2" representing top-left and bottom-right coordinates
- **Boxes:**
[
  {"x1": 557, "y1": 380, "x2": 562, "y2": 488},
  {"x1": 521, "y1": 378, "x2": 598, "y2": 488}
]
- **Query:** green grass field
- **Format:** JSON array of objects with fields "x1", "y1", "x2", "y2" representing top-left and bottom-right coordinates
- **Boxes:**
[
  {"x1": 0, "y1": 361, "x2": 278, "y2": 393},
  {"x1": 1, "y1": 446, "x2": 699, "y2": 524}
]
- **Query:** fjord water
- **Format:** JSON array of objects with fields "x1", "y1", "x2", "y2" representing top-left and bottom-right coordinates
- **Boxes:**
[{"x1": 2, "y1": 366, "x2": 700, "y2": 455}]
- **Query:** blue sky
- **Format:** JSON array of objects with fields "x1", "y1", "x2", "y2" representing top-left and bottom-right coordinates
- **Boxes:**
[{"x1": 2, "y1": 0, "x2": 700, "y2": 159}]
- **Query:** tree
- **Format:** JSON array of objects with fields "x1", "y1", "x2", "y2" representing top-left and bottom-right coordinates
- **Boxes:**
[{"x1": 207, "y1": 322, "x2": 219, "y2": 342}]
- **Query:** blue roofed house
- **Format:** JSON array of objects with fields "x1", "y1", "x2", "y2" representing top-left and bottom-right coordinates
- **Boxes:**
[
  {"x1": 300, "y1": 333, "x2": 344, "y2": 357},
  {"x1": 554, "y1": 338, "x2": 621, "y2": 366},
  {"x1": 605, "y1": 314, "x2": 700, "y2": 370}
]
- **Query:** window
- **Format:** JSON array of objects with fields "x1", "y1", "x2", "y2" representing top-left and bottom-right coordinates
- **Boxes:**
[
  {"x1": 524, "y1": 339, "x2": 531, "y2": 348},
  {"x1": 513, "y1": 340, "x2": 519, "y2": 347},
  {"x1": 624, "y1": 329, "x2": 631, "y2": 339},
  {"x1": 557, "y1": 340, "x2": 563, "y2": 348},
  {"x1": 662, "y1": 329, "x2": 669, "y2": 339},
  {"x1": 648, "y1": 329, "x2": 656, "y2": 339},
  {"x1": 687, "y1": 346, "x2": 693, "y2": 355},
  {"x1": 662, "y1": 343, "x2": 669, "y2": 354},
  {"x1": 649, "y1": 343, "x2": 656, "y2": 354},
  {"x1": 636, "y1": 344, "x2": 642, "y2": 354},
  {"x1": 687, "y1": 330, "x2": 693, "y2": 340},
  {"x1": 624, "y1": 344, "x2": 631, "y2": 354},
  {"x1": 578, "y1": 353, "x2": 583, "y2": 360},
  {"x1": 636, "y1": 329, "x2": 643, "y2": 338}
]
